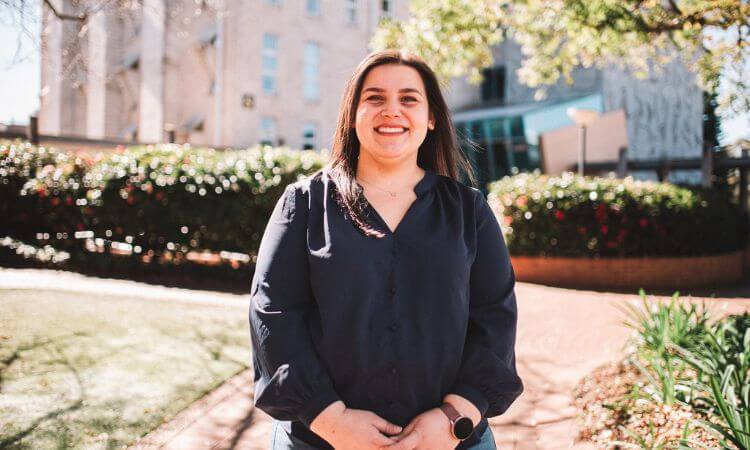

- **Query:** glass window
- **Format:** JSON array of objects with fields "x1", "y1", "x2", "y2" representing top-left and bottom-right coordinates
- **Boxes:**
[
  {"x1": 260, "y1": 116, "x2": 277, "y2": 146},
  {"x1": 480, "y1": 65, "x2": 506, "y2": 103},
  {"x1": 306, "y1": 0, "x2": 320, "y2": 15},
  {"x1": 303, "y1": 42, "x2": 320, "y2": 100},
  {"x1": 345, "y1": 0, "x2": 357, "y2": 24},
  {"x1": 381, "y1": 0, "x2": 392, "y2": 16},
  {"x1": 302, "y1": 122, "x2": 317, "y2": 150},
  {"x1": 262, "y1": 33, "x2": 278, "y2": 94}
]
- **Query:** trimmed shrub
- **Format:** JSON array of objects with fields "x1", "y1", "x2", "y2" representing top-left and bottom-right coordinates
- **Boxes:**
[
  {"x1": 1, "y1": 140, "x2": 328, "y2": 264},
  {"x1": 488, "y1": 171, "x2": 748, "y2": 257}
]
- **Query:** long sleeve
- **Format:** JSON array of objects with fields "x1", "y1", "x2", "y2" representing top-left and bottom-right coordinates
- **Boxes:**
[
  {"x1": 249, "y1": 184, "x2": 341, "y2": 427},
  {"x1": 448, "y1": 190, "x2": 524, "y2": 419}
]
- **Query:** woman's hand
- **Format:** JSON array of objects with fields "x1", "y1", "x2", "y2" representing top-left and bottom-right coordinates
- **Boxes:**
[
  {"x1": 310, "y1": 401, "x2": 404, "y2": 449},
  {"x1": 381, "y1": 407, "x2": 459, "y2": 450}
]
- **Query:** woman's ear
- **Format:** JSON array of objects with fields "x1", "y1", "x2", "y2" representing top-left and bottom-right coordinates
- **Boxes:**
[{"x1": 428, "y1": 112, "x2": 435, "y2": 130}]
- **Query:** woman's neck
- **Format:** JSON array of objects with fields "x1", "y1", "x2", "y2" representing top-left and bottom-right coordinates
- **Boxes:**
[{"x1": 355, "y1": 152, "x2": 425, "y2": 190}]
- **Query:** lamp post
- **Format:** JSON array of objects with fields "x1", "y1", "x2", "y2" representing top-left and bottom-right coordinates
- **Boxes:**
[{"x1": 566, "y1": 108, "x2": 600, "y2": 177}]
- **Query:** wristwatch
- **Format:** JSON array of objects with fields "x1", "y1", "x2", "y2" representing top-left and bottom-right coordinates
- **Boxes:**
[{"x1": 439, "y1": 402, "x2": 475, "y2": 440}]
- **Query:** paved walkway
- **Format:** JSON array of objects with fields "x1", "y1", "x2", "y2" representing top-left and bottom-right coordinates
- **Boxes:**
[{"x1": 3, "y1": 268, "x2": 749, "y2": 449}]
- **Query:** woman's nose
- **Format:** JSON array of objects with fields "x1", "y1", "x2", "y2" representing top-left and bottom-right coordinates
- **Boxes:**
[{"x1": 381, "y1": 100, "x2": 401, "y2": 117}]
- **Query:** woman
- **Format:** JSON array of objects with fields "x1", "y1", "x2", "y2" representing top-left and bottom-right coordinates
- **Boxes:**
[{"x1": 249, "y1": 49, "x2": 523, "y2": 450}]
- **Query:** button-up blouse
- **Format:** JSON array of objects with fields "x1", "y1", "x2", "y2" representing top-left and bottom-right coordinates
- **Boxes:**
[{"x1": 249, "y1": 166, "x2": 523, "y2": 449}]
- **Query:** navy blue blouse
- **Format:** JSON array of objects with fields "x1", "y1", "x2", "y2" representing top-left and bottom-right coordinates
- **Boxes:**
[{"x1": 249, "y1": 166, "x2": 523, "y2": 449}]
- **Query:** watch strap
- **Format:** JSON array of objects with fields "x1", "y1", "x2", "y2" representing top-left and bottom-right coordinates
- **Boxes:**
[{"x1": 439, "y1": 402, "x2": 462, "y2": 422}]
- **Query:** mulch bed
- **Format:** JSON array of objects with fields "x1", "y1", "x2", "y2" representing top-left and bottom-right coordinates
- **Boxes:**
[{"x1": 572, "y1": 358, "x2": 722, "y2": 449}]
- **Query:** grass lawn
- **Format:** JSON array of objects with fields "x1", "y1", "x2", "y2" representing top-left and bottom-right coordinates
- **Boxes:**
[{"x1": 0, "y1": 288, "x2": 251, "y2": 450}]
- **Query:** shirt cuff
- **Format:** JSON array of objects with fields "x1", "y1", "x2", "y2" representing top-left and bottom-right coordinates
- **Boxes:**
[
  {"x1": 449, "y1": 382, "x2": 489, "y2": 419},
  {"x1": 298, "y1": 388, "x2": 342, "y2": 428}
]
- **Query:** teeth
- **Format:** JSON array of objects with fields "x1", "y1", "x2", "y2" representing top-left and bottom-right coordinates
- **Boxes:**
[{"x1": 377, "y1": 127, "x2": 407, "y2": 133}]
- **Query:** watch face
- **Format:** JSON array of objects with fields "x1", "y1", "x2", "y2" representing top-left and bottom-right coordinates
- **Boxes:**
[{"x1": 453, "y1": 417, "x2": 474, "y2": 440}]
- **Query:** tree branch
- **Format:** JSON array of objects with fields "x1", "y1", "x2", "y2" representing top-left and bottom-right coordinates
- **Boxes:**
[{"x1": 44, "y1": 0, "x2": 86, "y2": 21}]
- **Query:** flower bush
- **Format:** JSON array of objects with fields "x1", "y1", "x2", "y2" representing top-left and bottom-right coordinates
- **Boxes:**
[
  {"x1": 487, "y1": 171, "x2": 749, "y2": 257},
  {"x1": 0, "y1": 140, "x2": 328, "y2": 267}
]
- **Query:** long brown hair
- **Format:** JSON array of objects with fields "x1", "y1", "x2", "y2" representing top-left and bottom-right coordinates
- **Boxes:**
[{"x1": 324, "y1": 49, "x2": 476, "y2": 238}]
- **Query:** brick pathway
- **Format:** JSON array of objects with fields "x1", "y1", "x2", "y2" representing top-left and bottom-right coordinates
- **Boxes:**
[{"x1": 3, "y1": 268, "x2": 748, "y2": 449}]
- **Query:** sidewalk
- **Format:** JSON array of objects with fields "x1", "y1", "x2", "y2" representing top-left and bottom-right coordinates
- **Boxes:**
[{"x1": 3, "y1": 268, "x2": 748, "y2": 449}]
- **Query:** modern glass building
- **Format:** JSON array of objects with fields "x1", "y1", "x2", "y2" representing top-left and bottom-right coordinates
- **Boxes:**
[{"x1": 454, "y1": 92, "x2": 605, "y2": 194}]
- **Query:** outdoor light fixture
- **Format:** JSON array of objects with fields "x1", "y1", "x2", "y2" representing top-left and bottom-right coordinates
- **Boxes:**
[{"x1": 566, "y1": 107, "x2": 601, "y2": 177}]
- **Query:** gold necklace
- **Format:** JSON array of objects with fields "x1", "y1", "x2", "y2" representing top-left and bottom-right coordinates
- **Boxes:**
[{"x1": 357, "y1": 177, "x2": 399, "y2": 197}]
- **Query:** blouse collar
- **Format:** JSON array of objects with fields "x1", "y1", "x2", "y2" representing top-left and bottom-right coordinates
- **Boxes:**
[{"x1": 414, "y1": 167, "x2": 438, "y2": 197}]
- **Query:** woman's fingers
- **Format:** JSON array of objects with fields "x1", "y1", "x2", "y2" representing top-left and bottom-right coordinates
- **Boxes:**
[
  {"x1": 371, "y1": 432, "x2": 399, "y2": 447},
  {"x1": 382, "y1": 428, "x2": 421, "y2": 450},
  {"x1": 370, "y1": 414, "x2": 403, "y2": 436}
]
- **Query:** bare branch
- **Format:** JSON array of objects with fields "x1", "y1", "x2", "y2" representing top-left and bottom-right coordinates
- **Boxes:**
[{"x1": 44, "y1": 0, "x2": 86, "y2": 21}]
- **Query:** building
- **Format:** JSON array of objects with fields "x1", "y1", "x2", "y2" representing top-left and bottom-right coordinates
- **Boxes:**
[
  {"x1": 39, "y1": 0, "x2": 408, "y2": 151},
  {"x1": 445, "y1": 39, "x2": 704, "y2": 187},
  {"x1": 39, "y1": 0, "x2": 704, "y2": 186}
]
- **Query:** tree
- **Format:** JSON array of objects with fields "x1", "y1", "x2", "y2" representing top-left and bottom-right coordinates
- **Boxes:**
[{"x1": 371, "y1": 0, "x2": 749, "y2": 117}]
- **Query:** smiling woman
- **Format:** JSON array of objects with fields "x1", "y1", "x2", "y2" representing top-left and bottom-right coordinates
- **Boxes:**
[{"x1": 249, "y1": 49, "x2": 523, "y2": 450}]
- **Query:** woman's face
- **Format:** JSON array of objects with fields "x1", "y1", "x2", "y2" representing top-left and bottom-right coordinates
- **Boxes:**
[{"x1": 354, "y1": 64, "x2": 434, "y2": 163}]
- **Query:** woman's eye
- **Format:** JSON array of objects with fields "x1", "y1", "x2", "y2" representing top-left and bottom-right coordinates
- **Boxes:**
[{"x1": 364, "y1": 96, "x2": 417, "y2": 103}]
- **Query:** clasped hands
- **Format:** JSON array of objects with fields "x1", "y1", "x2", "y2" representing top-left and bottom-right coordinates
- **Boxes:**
[{"x1": 310, "y1": 400, "x2": 465, "y2": 450}]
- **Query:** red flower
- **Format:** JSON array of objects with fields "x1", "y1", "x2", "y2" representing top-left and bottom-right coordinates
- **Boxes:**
[
  {"x1": 503, "y1": 215, "x2": 513, "y2": 226},
  {"x1": 76, "y1": 223, "x2": 84, "y2": 231},
  {"x1": 601, "y1": 225, "x2": 608, "y2": 235},
  {"x1": 65, "y1": 195, "x2": 74, "y2": 206},
  {"x1": 50, "y1": 197, "x2": 60, "y2": 206},
  {"x1": 616, "y1": 229, "x2": 628, "y2": 242},
  {"x1": 155, "y1": 191, "x2": 164, "y2": 201},
  {"x1": 578, "y1": 226, "x2": 587, "y2": 235},
  {"x1": 37, "y1": 187, "x2": 47, "y2": 198},
  {"x1": 516, "y1": 196, "x2": 528, "y2": 207},
  {"x1": 127, "y1": 196, "x2": 136, "y2": 205},
  {"x1": 606, "y1": 240, "x2": 618, "y2": 249},
  {"x1": 554, "y1": 210, "x2": 565, "y2": 221},
  {"x1": 639, "y1": 218, "x2": 649, "y2": 228},
  {"x1": 595, "y1": 203, "x2": 608, "y2": 223}
]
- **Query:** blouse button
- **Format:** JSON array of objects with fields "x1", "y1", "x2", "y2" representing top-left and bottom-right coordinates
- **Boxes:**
[
  {"x1": 388, "y1": 323, "x2": 399, "y2": 332},
  {"x1": 390, "y1": 285, "x2": 397, "y2": 295},
  {"x1": 390, "y1": 367, "x2": 398, "y2": 375}
]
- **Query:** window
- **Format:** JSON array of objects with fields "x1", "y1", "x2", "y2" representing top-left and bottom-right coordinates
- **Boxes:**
[
  {"x1": 303, "y1": 43, "x2": 320, "y2": 100},
  {"x1": 260, "y1": 116, "x2": 277, "y2": 146},
  {"x1": 480, "y1": 65, "x2": 506, "y2": 103},
  {"x1": 381, "y1": 0, "x2": 392, "y2": 16},
  {"x1": 345, "y1": 0, "x2": 357, "y2": 24},
  {"x1": 262, "y1": 33, "x2": 278, "y2": 94},
  {"x1": 302, "y1": 122, "x2": 317, "y2": 150},
  {"x1": 306, "y1": 0, "x2": 320, "y2": 15}
]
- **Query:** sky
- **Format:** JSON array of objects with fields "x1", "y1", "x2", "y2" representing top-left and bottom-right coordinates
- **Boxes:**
[{"x1": 1, "y1": 5, "x2": 748, "y2": 146}]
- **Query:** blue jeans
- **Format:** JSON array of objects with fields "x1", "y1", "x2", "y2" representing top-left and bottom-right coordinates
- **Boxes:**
[{"x1": 269, "y1": 420, "x2": 497, "y2": 449}]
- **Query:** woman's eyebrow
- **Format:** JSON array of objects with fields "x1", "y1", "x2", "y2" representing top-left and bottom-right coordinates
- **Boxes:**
[{"x1": 362, "y1": 87, "x2": 424, "y2": 97}]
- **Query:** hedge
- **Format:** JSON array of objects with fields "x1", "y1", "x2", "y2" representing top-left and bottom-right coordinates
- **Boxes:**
[
  {"x1": 0, "y1": 140, "x2": 328, "y2": 264},
  {"x1": 487, "y1": 171, "x2": 748, "y2": 257}
]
